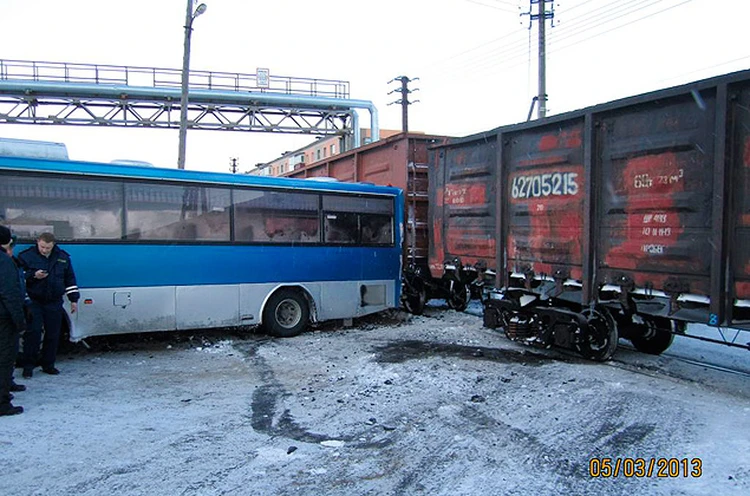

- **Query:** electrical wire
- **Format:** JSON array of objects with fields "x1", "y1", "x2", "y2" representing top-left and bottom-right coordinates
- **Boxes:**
[
  {"x1": 424, "y1": 0, "x2": 655, "y2": 78},
  {"x1": 426, "y1": 0, "x2": 689, "y2": 80},
  {"x1": 462, "y1": 0, "x2": 519, "y2": 14},
  {"x1": 527, "y1": 22, "x2": 533, "y2": 102},
  {"x1": 416, "y1": 0, "x2": 730, "y2": 123},
  {"x1": 419, "y1": 29, "x2": 525, "y2": 72},
  {"x1": 557, "y1": 0, "x2": 637, "y2": 26},
  {"x1": 548, "y1": 0, "x2": 694, "y2": 56},
  {"x1": 493, "y1": 0, "x2": 521, "y2": 8},
  {"x1": 657, "y1": 55, "x2": 750, "y2": 85},
  {"x1": 561, "y1": 0, "x2": 599, "y2": 15},
  {"x1": 548, "y1": 0, "x2": 668, "y2": 48}
]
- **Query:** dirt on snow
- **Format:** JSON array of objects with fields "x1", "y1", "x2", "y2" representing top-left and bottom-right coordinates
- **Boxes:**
[{"x1": 2, "y1": 302, "x2": 748, "y2": 496}]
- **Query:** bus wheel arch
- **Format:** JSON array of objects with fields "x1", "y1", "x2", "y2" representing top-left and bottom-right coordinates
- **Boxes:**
[{"x1": 262, "y1": 286, "x2": 313, "y2": 338}]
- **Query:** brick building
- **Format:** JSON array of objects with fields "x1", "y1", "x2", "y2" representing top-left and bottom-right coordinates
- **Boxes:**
[{"x1": 251, "y1": 129, "x2": 401, "y2": 176}]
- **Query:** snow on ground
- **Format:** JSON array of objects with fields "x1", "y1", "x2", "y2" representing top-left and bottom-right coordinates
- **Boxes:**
[{"x1": 1, "y1": 302, "x2": 748, "y2": 496}]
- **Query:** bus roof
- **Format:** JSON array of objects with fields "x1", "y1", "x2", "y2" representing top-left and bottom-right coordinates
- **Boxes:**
[
  {"x1": 0, "y1": 137, "x2": 69, "y2": 160},
  {"x1": 0, "y1": 155, "x2": 402, "y2": 196}
]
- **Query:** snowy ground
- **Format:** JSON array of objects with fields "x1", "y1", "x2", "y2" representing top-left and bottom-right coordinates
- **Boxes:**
[{"x1": 1, "y1": 301, "x2": 748, "y2": 496}]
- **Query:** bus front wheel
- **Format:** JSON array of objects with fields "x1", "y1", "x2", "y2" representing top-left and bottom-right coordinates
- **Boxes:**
[{"x1": 263, "y1": 289, "x2": 309, "y2": 338}]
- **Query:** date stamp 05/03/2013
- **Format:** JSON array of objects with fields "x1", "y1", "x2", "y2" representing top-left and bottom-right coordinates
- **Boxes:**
[{"x1": 588, "y1": 458, "x2": 703, "y2": 478}]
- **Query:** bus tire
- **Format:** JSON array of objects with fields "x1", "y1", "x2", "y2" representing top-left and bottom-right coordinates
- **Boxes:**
[{"x1": 263, "y1": 289, "x2": 309, "y2": 338}]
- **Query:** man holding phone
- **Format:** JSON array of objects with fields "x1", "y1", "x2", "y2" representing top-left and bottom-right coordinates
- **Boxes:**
[{"x1": 18, "y1": 232, "x2": 79, "y2": 378}]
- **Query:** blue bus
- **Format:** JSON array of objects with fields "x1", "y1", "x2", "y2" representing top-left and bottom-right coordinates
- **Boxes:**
[{"x1": 0, "y1": 154, "x2": 403, "y2": 340}]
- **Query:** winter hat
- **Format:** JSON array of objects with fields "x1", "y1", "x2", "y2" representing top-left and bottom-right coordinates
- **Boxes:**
[{"x1": 0, "y1": 225, "x2": 11, "y2": 246}]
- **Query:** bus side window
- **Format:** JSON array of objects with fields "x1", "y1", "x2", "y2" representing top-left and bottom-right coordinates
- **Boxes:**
[
  {"x1": 322, "y1": 194, "x2": 393, "y2": 246},
  {"x1": 174, "y1": 222, "x2": 197, "y2": 240},
  {"x1": 361, "y1": 213, "x2": 392, "y2": 244},
  {"x1": 264, "y1": 215, "x2": 319, "y2": 242},
  {"x1": 324, "y1": 212, "x2": 357, "y2": 243},
  {"x1": 298, "y1": 217, "x2": 319, "y2": 242},
  {"x1": 233, "y1": 189, "x2": 319, "y2": 244},
  {"x1": 193, "y1": 210, "x2": 230, "y2": 241},
  {"x1": 1, "y1": 175, "x2": 123, "y2": 241},
  {"x1": 233, "y1": 207, "x2": 258, "y2": 242},
  {"x1": 237, "y1": 225, "x2": 255, "y2": 242}
]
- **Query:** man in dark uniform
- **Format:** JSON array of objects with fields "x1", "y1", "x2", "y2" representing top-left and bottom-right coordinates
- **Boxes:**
[
  {"x1": 0, "y1": 225, "x2": 26, "y2": 416},
  {"x1": 6, "y1": 232, "x2": 30, "y2": 395},
  {"x1": 19, "y1": 232, "x2": 79, "y2": 378}
]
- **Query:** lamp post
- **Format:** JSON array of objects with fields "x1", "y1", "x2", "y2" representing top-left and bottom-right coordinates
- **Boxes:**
[{"x1": 177, "y1": 0, "x2": 207, "y2": 170}]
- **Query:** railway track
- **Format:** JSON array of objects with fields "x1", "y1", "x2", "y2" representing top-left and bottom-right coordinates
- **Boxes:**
[
  {"x1": 617, "y1": 341, "x2": 750, "y2": 379},
  {"x1": 429, "y1": 303, "x2": 750, "y2": 380}
]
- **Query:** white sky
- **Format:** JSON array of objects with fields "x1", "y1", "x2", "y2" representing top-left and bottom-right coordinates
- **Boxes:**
[{"x1": 1, "y1": 0, "x2": 748, "y2": 173}]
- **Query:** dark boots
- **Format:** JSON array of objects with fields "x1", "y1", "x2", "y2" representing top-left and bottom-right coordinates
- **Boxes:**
[{"x1": 0, "y1": 403, "x2": 23, "y2": 416}]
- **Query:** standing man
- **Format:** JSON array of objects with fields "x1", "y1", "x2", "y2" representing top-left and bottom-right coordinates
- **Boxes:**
[
  {"x1": 5, "y1": 232, "x2": 30, "y2": 394},
  {"x1": 19, "y1": 232, "x2": 79, "y2": 378},
  {"x1": 0, "y1": 225, "x2": 26, "y2": 416}
]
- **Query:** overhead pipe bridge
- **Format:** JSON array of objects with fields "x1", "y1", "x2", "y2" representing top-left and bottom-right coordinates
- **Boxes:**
[{"x1": 0, "y1": 60, "x2": 379, "y2": 148}]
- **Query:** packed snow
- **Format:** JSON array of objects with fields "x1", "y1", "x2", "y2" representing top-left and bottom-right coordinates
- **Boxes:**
[{"x1": 1, "y1": 301, "x2": 748, "y2": 495}]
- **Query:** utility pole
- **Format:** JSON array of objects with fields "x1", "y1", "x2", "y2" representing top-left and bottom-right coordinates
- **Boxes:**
[
  {"x1": 388, "y1": 76, "x2": 419, "y2": 133},
  {"x1": 177, "y1": 0, "x2": 207, "y2": 170},
  {"x1": 527, "y1": 0, "x2": 554, "y2": 119},
  {"x1": 229, "y1": 157, "x2": 239, "y2": 174}
]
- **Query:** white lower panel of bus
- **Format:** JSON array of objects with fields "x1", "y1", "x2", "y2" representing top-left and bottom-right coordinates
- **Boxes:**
[{"x1": 68, "y1": 280, "x2": 397, "y2": 341}]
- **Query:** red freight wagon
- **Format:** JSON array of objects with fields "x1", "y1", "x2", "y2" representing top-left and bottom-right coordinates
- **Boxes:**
[
  {"x1": 284, "y1": 132, "x2": 473, "y2": 313},
  {"x1": 431, "y1": 69, "x2": 750, "y2": 360}
]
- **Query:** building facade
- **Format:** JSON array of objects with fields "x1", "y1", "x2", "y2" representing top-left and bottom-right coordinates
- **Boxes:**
[{"x1": 251, "y1": 129, "x2": 401, "y2": 176}]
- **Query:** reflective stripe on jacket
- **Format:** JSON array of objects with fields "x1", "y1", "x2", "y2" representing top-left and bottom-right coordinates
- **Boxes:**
[{"x1": 19, "y1": 245, "x2": 80, "y2": 304}]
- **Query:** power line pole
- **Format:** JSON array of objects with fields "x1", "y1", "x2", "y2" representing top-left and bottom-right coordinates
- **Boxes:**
[
  {"x1": 527, "y1": 0, "x2": 554, "y2": 119},
  {"x1": 388, "y1": 76, "x2": 419, "y2": 133},
  {"x1": 229, "y1": 157, "x2": 239, "y2": 174},
  {"x1": 537, "y1": 0, "x2": 547, "y2": 118}
]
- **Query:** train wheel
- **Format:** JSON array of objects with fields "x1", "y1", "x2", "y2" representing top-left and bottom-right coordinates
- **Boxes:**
[
  {"x1": 263, "y1": 289, "x2": 309, "y2": 338},
  {"x1": 577, "y1": 307, "x2": 618, "y2": 361},
  {"x1": 629, "y1": 317, "x2": 675, "y2": 355},
  {"x1": 447, "y1": 281, "x2": 471, "y2": 312},
  {"x1": 470, "y1": 280, "x2": 484, "y2": 301},
  {"x1": 404, "y1": 284, "x2": 427, "y2": 316}
]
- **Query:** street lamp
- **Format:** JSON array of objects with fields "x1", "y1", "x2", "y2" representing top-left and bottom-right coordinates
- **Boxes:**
[{"x1": 177, "y1": 0, "x2": 207, "y2": 169}]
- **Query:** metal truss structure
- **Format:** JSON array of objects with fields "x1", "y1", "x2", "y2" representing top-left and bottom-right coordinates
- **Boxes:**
[{"x1": 0, "y1": 60, "x2": 379, "y2": 141}]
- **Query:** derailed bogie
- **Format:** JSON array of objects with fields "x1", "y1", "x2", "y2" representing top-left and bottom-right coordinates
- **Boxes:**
[
  {"x1": 440, "y1": 257, "x2": 472, "y2": 311},
  {"x1": 402, "y1": 263, "x2": 429, "y2": 315},
  {"x1": 615, "y1": 313, "x2": 676, "y2": 355},
  {"x1": 576, "y1": 306, "x2": 619, "y2": 361},
  {"x1": 484, "y1": 290, "x2": 619, "y2": 361},
  {"x1": 445, "y1": 279, "x2": 471, "y2": 311},
  {"x1": 400, "y1": 258, "x2": 475, "y2": 314}
]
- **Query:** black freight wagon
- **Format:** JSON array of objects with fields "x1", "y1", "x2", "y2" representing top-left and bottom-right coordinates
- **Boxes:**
[{"x1": 429, "y1": 69, "x2": 750, "y2": 360}]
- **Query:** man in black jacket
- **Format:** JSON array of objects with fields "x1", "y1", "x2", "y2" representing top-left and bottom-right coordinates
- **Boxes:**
[
  {"x1": 19, "y1": 232, "x2": 79, "y2": 378},
  {"x1": 5, "y1": 232, "x2": 30, "y2": 395},
  {"x1": 0, "y1": 225, "x2": 26, "y2": 416}
]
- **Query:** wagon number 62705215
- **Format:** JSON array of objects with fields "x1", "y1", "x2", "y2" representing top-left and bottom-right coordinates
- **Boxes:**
[{"x1": 511, "y1": 172, "x2": 579, "y2": 200}]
